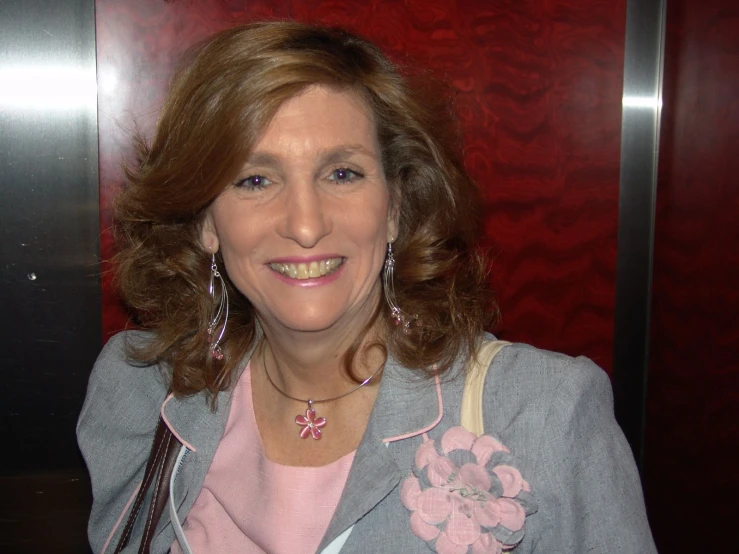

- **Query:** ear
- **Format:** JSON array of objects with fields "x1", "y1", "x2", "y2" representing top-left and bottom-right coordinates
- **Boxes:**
[{"x1": 200, "y1": 210, "x2": 220, "y2": 253}]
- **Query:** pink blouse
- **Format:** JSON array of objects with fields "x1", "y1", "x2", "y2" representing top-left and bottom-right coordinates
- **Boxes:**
[{"x1": 172, "y1": 362, "x2": 355, "y2": 554}]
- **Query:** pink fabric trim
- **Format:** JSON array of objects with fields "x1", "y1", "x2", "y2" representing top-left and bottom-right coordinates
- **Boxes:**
[
  {"x1": 100, "y1": 481, "x2": 141, "y2": 554},
  {"x1": 160, "y1": 393, "x2": 196, "y2": 452},
  {"x1": 383, "y1": 374, "x2": 443, "y2": 443}
]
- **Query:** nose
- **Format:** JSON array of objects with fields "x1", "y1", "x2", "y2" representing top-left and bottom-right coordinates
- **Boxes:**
[{"x1": 278, "y1": 182, "x2": 332, "y2": 248}]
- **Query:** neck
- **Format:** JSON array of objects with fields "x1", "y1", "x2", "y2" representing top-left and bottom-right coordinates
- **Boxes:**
[{"x1": 257, "y1": 297, "x2": 386, "y2": 400}]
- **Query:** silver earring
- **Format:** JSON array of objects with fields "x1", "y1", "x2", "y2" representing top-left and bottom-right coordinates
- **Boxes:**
[
  {"x1": 207, "y1": 253, "x2": 228, "y2": 360},
  {"x1": 383, "y1": 242, "x2": 418, "y2": 334}
]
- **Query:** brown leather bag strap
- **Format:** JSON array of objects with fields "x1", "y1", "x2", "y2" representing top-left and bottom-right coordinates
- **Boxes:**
[{"x1": 114, "y1": 417, "x2": 180, "y2": 554}]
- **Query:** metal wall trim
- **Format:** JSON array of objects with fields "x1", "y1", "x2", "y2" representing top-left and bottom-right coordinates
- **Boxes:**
[
  {"x1": 0, "y1": 0, "x2": 101, "y2": 471},
  {"x1": 612, "y1": 0, "x2": 667, "y2": 468}
]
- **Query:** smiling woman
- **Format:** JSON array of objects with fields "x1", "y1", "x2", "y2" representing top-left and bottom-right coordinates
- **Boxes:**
[
  {"x1": 108, "y1": 22, "x2": 491, "y2": 400},
  {"x1": 77, "y1": 21, "x2": 656, "y2": 554}
]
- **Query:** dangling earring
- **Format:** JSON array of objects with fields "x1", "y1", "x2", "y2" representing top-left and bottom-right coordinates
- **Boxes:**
[
  {"x1": 383, "y1": 242, "x2": 418, "y2": 334},
  {"x1": 207, "y1": 253, "x2": 229, "y2": 360}
]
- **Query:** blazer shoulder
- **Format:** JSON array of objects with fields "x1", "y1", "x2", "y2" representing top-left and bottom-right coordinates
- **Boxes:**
[
  {"x1": 485, "y1": 341, "x2": 610, "y2": 408},
  {"x1": 79, "y1": 330, "x2": 169, "y2": 435},
  {"x1": 478, "y1": 340, "x2": 615, "y2": 470},
  {"x1": 90, "y1": 330, "x2": 168, "y2": 392}
]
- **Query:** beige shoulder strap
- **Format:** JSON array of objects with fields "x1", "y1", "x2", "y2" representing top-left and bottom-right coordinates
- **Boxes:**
[{"x1": 460, "y1": 340, "x2": 511, "y2": 436}]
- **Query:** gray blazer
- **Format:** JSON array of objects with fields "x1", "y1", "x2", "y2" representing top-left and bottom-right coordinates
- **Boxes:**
[{"x1": 78, "y1": 332, "x2": 657, "y2": 553}]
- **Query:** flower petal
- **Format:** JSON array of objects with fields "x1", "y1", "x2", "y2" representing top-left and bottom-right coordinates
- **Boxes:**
[
  {"x1": 312, "y1": 417, "x2": 327, "y2": 428},
  {"x1": 417, "y1": 487, "x2": 452, "y2": 525},
  {"x1": 497, "y1": 498, "x2": 526, "y2": 532},
  {"x1": 436, "y1": 530, "x2": 471, "y2": 554},
  {"x1": 295, "y1": 415, "x2": 309, "y2": 425},
  {"x1": 475, "y1": 496, "x2": 501, "y2": 528},
  {"x1": 299, "y1": 425, "x2": 312, "y2": 439},
  {"x1": 305, "y1": 408, "x2": 316, "y2": 423},
  {"x1": 493, "y1": 466, "x2": 523, "y2": 498},
  {"x1": 428, "y1": 456, "x2": 459, "y2": 488},
  {"x1": 400, "y1": 475, "x2": 422, "y2": 510},
  {"x1": 415, "y1": 439, "x2": 440, "y2": 469},
  {"x1": 471, "y1": 532, "x2": 503, "y2": 554},
  {"x1": 310, "y1": 426, "x2": 322, "y2": 440},
  {"x1": 459, "y1": 463, "x2": 492, "y2": 491},
  {"x1": 441, "y1": 426, "x2": 477, "y2": 454},
  {"x1": 471, "y1": 435, "x2": 510, "y2": 467},
  {"x1": 410, "y1": 511, "x2": 440, "y2": 541},
  {"x1": 446, "y1": 498, "x2": 481, "y2": 545}
]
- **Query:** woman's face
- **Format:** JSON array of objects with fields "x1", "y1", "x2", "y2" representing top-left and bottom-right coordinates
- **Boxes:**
[{"x1": 201, "y1": 85, "x2": 398, "y2": 335}]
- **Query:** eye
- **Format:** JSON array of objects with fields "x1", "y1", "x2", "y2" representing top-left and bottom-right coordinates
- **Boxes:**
[
  {"x1": 327, "y1": 167, "x2": 364, "y2": 184},
  {"x1": 235, "y1": 174, "x2": 272, "y2": 190}
]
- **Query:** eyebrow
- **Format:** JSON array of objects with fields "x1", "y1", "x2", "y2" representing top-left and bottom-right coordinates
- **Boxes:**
[
  {"x1": 320, "y1": 144, "x2": 379, "y2": 165},
  {"x1": 244, "y1": 144, "x2": 379, "y2": 168}
]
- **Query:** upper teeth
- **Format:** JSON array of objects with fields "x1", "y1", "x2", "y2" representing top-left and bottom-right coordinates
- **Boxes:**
[{"x1": 269, "y1": 258, "x2": 343, "y2": 280}]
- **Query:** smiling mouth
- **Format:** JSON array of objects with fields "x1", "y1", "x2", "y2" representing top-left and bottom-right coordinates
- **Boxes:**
[{"x1": 269, "y1": 257, "x2": 345, "y2": 280}]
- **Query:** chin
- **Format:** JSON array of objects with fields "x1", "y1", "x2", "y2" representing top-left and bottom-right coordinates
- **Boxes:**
[
  {"x1": 255, "y1": 284, "x2": 383, "y2": 335},
  {"x1": 261, "y1": 302, "x2": 341, "y2": 332},
  {"x1": 268, "y1": 299, "x2": 376, "y2": 335},
  {"x1": 276, "y1": 316, "x2": 343, "y2": 334}
]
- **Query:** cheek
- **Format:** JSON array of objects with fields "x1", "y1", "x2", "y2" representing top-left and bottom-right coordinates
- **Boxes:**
[
  {"x1": 350, "y1": 202, "x2": 391, "y2": 270},
  {"x1": 210, "y1": 205, "x2": 264, "y2": 280},
  {"x1": 351, "y1": 188, "x2": 392, "y2": 241},
  {"x1": 348, "y1": 209, "x2": 390, "y2": 260},
  {"x1": 212, "y1": 199, "x2": 260, "y2": 251}
]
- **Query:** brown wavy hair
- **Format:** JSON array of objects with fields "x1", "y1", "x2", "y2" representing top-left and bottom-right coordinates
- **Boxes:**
[{"x1": 114, "y1": 21, "x2": 498, "y2": 398}]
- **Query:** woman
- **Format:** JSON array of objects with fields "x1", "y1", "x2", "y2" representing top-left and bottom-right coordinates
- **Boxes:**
[{"x1": 78, "y1": 21, "x2": 656, "y2": 554}]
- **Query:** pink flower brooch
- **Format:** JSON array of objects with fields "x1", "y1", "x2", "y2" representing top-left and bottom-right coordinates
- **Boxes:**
[{"x1": 401, "y1": 426, "x2": 537, "y2": 554}]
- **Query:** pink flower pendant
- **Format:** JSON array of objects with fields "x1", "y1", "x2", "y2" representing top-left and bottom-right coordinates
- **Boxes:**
[{"x1": 295, "y1": 403, "x2": 327, "y2": 440}]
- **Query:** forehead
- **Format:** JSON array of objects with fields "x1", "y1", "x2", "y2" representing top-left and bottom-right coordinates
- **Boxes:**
[{"x1": 253, "y1": 85, "x2": 379, "y2": 155}]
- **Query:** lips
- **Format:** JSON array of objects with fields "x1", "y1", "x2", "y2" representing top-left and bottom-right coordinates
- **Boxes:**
[{"x1": 268, "y1": 257, "x2": 344, "y2": 280}]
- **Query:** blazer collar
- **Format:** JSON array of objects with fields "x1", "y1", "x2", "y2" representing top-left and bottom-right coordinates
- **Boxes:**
[
  {"x1": 371, "y1": 354, "x2": 444, "y2": 443},
  {"x1": 160, "y1": 343, "x2": 444, "y2": 448}
]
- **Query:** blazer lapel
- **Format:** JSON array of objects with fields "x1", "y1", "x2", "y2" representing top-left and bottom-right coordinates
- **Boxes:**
[
  {"x1": 317, "y1": 424, "x2": 402, "y2": 552},
  {"x1": 316, "y1": 356, "x2": 444, "y2": 551}
]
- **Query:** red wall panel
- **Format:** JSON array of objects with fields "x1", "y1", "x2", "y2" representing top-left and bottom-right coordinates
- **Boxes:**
[
  {"x1": 96, "y1": 0, "x2": 625, "y2": 372},
  {"x1": 645, "y1": 1, "x2": 739, "y2": 552}
]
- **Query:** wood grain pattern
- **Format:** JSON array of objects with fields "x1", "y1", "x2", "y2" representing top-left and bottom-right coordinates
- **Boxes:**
[
  {"x1": 644, "y1": 1, "x2": 739, "y2": 551},
  {"x1": 96, "y1": 0, "x2": 625, "y2": 374}
]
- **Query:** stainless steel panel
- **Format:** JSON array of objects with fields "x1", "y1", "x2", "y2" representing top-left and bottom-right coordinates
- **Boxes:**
[
  {"x1": 613, "y1": 0, "x2": 667, "y2": 466},
  {"x1": 0, "y1": 0, "x2": 100, "y2": 471}
]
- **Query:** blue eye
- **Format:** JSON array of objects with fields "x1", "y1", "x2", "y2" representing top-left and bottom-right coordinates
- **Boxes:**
[
  {"x1": 236, "y1": 174, "x2": 271, "y2": 190},
  {"x1": 328, "y1": 168, "x2": 363, "y2": 183}
]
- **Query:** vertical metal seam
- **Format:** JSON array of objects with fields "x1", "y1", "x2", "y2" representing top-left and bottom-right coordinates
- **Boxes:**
[
  {"x1": 640, "y1": 0, "x2": 667, "y2": 465},
  {"x1": 613, "y1": 0, "x2": 667, "y2": 469}
]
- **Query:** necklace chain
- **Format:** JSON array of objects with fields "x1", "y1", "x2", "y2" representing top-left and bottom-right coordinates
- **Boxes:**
[{"x1": 261, "y1": 344, "x2": 384, "y2": 406}]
